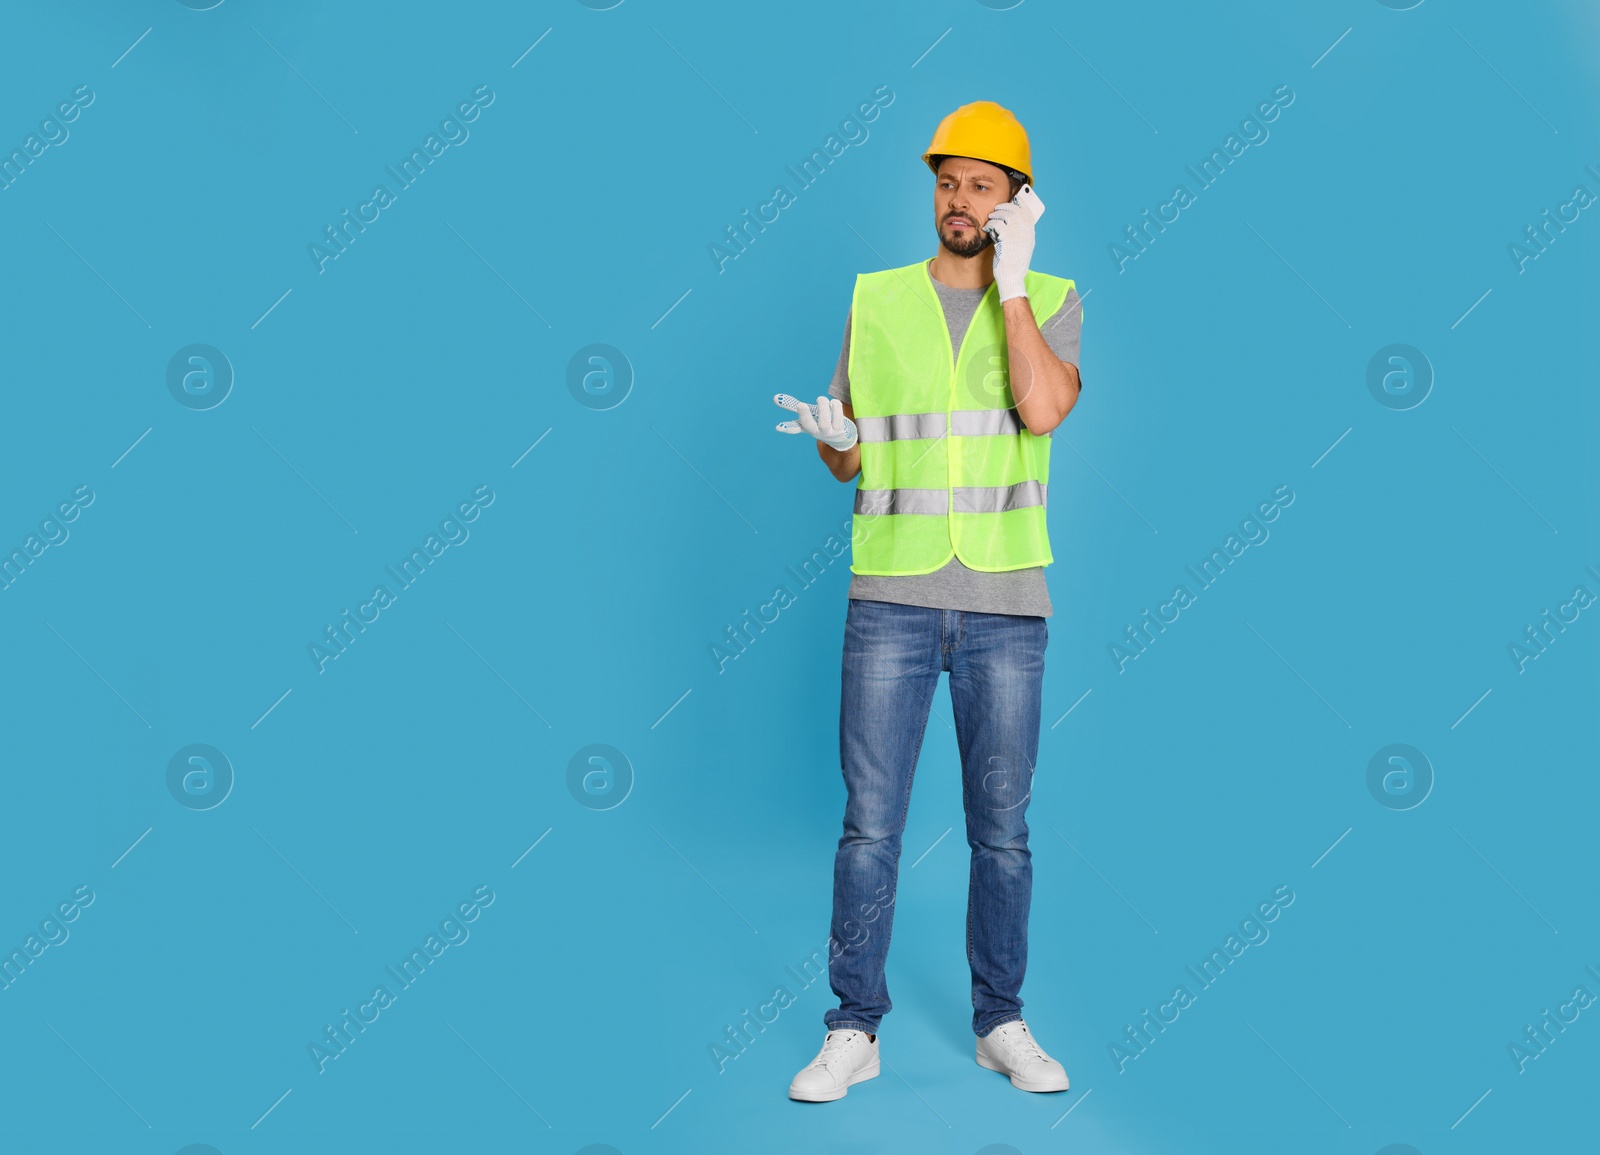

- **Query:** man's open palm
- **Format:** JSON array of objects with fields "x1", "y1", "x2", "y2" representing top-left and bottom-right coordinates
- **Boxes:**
[{"x1": 774, "y1": 393, "x2": 858, "y2": 451}]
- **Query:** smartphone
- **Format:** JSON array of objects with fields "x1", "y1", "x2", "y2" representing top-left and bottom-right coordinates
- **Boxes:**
[
  {"x1": 1014, "y1": 183, "x2": 1046, "y2": 224},
  {"x1": 986, "y1": 183, "x2": 1046, "y2": 241}
]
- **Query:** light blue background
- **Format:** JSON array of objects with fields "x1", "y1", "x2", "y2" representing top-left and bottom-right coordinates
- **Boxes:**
[{"x1": 1, "y1": 1, "x2": 1596, "y2": 1153}]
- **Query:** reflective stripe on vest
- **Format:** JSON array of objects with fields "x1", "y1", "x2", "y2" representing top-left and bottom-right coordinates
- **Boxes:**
[
  {"x1": 855, "y1": 408, "x2": 1028, "y2": 442},
  {"x1": 855, "y1": 481, "x2": 1048, "y2": 516},
  {"x1": 845, "y1": 259, "x2": 1076, "y2": 576}
]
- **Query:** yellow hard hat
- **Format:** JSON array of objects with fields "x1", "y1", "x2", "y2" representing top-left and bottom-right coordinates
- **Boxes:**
[{"x1": 922, "y1": 101, "x2": 1032, "y2": 187}]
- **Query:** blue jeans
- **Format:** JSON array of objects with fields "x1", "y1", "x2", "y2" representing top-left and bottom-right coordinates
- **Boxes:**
[{"x1": 823, "y1": 598, "x2": 1047, "y2": 1039}]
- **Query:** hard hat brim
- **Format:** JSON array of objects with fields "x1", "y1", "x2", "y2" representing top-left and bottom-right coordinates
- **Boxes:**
[{"x1": 923, "y1": 151, "x2": 1032, "y2": 188}]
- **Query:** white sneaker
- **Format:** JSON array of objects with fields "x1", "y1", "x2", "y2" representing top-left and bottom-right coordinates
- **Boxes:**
[
  {"x1": 788, "y1": 1029, "x2": 880, "y2": 1102},
  {"x1": 975, "y1": 1020, "x2": 1069, "y2": 1092}
]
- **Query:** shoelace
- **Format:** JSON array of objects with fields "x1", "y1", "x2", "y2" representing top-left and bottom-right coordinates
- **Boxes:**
[
  {"x1": 812, "y1": 1032, "x2": 858, "y2": 1072},
  {"x1": 999, "y1": 1025, "x2": 1048, "y2": 1066}
]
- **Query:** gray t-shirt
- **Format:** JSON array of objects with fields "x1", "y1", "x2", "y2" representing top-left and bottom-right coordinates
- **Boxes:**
[{"x1": 829, "y1": 261, "x2": 1083, "y2": 618}]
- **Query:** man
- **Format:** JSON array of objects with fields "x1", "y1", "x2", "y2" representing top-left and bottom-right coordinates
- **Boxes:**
[{"x1": 774, "y1": 101, "x2": 1083, "y2": 1102}]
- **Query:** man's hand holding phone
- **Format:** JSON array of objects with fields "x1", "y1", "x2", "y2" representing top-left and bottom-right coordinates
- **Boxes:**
[{"x1": 986, "y1": 183, "x2": 1045, "y2": 303}]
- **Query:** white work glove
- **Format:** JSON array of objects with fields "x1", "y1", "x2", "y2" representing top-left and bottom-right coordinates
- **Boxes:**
[
  {"x1": 985, "y1": 201, "x2": 1035, "y2": 303},
  {"x1": 773, "y1": 393, "x2": 857, "y2": 451}
]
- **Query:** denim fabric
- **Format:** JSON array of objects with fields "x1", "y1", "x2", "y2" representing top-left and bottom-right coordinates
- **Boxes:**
[{"x1": 823, "y1": 597, "x2": 1047, "y2": 1039}]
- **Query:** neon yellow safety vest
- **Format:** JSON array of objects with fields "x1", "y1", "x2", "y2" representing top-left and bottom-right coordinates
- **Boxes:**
[{"x1": 847, "y1": 259, "x2": 1075, "y2": 576}]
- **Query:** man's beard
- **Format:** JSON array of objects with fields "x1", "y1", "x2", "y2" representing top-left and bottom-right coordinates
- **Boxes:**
[{"x1": 939, "y1": 217, "x2": 993, "y2": 259}]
